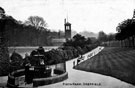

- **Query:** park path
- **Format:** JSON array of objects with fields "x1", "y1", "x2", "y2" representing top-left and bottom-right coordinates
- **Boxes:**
[{"x1": 39, "y1": 46, "x2": 135, "y2": 88}]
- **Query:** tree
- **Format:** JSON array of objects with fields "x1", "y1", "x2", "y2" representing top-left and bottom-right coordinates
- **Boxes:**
[
  {"x1": 10, "y1": 51, "x2": 23, "y2": 67},
  {"x1": 86, "y1": 37, "x2": 92, "y2": 44},
  {"x1": 4, "y1": 15, "x2": 59, "y2": 46},
  {"x1": 73, "y1": 34, "x2": 85, "y2": 41},
  {"x1": 0, "y1": 7, "x2": 10, "y2": 75},
  {"x1": 72, "y1": 34, "x2": 86, "y2": 48},
  {"x1": 25, "y1": 16, "x2": 48, "y2": 45},
  {"x1": 115, "y1": 19, "x2": 135, "y2": 47},
  {"x1": 25, "y1": 16, "x2": 47, "y2": 29}
]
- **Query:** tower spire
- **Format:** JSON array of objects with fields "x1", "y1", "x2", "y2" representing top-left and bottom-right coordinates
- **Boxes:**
[
  {"x1": 67, "y1": 13, "x2": 68, "y2": 22},
  {"x1": 66, "y1": 10, "x2": 69, "y2": 22}
]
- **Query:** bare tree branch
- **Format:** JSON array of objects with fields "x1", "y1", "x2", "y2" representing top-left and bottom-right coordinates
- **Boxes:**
[{"x1": 25, "y1": 16, "x2": 47, "y2": 30}]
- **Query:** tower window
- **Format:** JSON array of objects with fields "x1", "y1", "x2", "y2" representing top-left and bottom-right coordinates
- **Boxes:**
[{"x1": 66, "y1": 26, "x2": 70, "y2": 30}]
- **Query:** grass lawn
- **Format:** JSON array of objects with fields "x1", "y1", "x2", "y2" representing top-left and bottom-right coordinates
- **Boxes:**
[{"x1": 74, "y1": 47, "x2": 135, "y2": 85}]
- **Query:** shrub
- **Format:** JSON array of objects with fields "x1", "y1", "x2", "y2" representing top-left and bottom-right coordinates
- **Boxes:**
[{"x1": 10, "y1": 51, "x2": 24, "y2": 72}]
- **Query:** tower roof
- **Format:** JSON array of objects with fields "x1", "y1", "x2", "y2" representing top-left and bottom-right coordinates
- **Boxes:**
[{"x1": 65, "y1": 22, "x2": 71, "y2": 25}]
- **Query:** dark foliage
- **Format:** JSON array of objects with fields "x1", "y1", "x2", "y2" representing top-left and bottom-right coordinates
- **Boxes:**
[
  {"x1": 26, "y1": 34, "x2": 99, "y2": 66},
  {"x1": 10, "y1": 51, "x2": 24, "y2": 71},
  {"x1": 3, "y1": 15, "x2": 64, "y2": 46},
  {"x1": 115, "y1": 19, "x2": 135, "y2": 47},
  {"x1": 63, "y1": 34, "x2": 95, "y2": 48}
]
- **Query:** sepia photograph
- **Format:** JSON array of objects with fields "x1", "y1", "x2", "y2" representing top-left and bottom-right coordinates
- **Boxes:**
[{"x1": 0, "y1": 0, "x2": 135, "y2": 88}]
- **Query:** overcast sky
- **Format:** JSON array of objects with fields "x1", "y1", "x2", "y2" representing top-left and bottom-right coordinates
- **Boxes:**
[{"x1": 1, "y1": 0, "x2": 135, "y2": 34}]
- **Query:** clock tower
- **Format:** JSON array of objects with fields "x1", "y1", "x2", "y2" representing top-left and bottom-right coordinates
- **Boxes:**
[{"x1": 64, "y1": 19, "x2": 71, "y2": 40}]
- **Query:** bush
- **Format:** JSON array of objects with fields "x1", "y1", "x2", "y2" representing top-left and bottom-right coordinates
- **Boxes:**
[
  {"x1": 10, "y1": 51, "x2": 24, "y2": 72},
  {"x1": 28, "y1": 43, "x2": 98, "y2": 66},
  {"x1": 0, "y1": 62, "x2": 10, "y2": 76}
]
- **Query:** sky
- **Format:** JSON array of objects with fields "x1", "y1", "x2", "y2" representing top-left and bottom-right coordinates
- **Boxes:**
[{"x1": 0, "y1": 0, "x2": 135, "y2": 34}]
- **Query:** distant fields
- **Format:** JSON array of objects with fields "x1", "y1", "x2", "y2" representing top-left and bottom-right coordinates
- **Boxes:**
[{"x1": 74, "y1": 47, "x2": 135, "y2": 85}]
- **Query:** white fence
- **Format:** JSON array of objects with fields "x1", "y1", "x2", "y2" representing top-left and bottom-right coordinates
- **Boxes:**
[{"x1": 73, "y1": 46, "x2": 104, "y2": 66}]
